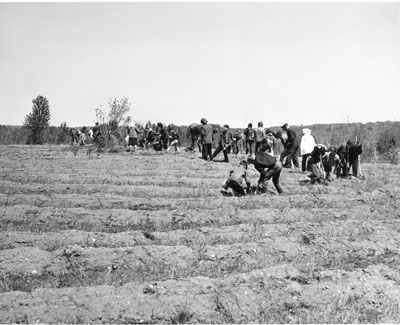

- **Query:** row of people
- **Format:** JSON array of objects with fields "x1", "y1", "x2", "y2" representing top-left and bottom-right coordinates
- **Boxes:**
[
  {"x1": 196, "y1": 118, "x2": 280, "y2": 163},
  {"x1": 306, "y1": 140, "x2": 363, "y2": 184},
  {"x1": 126, "y1": 122, "x2": 181, "y2": 153}
]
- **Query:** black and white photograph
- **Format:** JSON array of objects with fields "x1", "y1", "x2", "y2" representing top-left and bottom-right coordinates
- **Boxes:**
[{"x1": 1, "y1": 1, "x2": 400, "y2": 323}]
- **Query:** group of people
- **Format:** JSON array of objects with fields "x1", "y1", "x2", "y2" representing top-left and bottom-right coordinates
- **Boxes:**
[
  {"x1": 187, "y1": 119, "x2": 279, "y2": 164},
  {"x1": 213, "y1": 119, "x2": 363, "y2": 196},
  {"x1": 71, "y1": 118, "x2": 363, "y2": 197},
  {"x1": 71, "y1": 122, "x2": 182, "y2": 154},
  {"x1": 125, "y1": 122, "x2": 181, "y2": 153}
]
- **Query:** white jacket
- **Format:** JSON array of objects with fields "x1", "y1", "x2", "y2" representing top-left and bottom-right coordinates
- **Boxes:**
[{"x1": 300, "y1": 128, "x2": 316, "y2": 155}]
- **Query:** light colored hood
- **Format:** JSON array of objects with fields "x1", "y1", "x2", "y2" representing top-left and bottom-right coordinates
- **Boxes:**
[{"x1": 302, "y1": 128, "x2": 312, "y2": 135}]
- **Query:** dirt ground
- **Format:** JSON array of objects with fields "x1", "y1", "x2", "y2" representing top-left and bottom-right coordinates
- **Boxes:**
[{"x1": 1, "y1": 144, "x2": 400, "y2": 323}]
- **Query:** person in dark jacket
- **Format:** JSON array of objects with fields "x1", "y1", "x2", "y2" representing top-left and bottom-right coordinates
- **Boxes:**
[
  {"x1": 212, "y1": 125, "x2": 233, "y2": 163},
  {"x1": 251, "y1": 140, "x2": 284, "y2": 194},
  {"x1": 200, "y1": 118, "x2": 213, "y2": 161},
  {"x1": 187, "y1": 123, "x2": 202, "y2": 153},
  {"x1": 244, "y1": 123, "x2": 255, "y2": 156},
  {"x1": 279, "y1": 123, "x2": 300, "y2": 169},
  {"x1": 346, "y1": 140, "x2": 363, "y2": 178},
  {"x1": 307, "y1": 144, "x2": 327, "y2": 184},
  {"x1": 322, "y1": 146, "x2": 340, "y2": 181},
  {"x1": 157, "y1": 123, "x2": 169, "y2": 150},
  {"x1": 336, "y1": 142, "x2": 349, "y2": 178}
]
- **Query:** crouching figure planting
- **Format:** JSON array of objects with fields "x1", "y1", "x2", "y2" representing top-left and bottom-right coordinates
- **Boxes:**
[
  {"x1": 222, "y1": 160, "x2": 250, "y2": 196},
  {"x1": 251, "y1": 140, "x2": 284, "y2": 195}
]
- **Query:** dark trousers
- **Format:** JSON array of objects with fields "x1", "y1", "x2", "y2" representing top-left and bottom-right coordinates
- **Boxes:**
[
  {"x1": 255, "y1": 161, "x2": 284, "y2": 194},
  {"x1": 301, "y1": 154, "x2": 311, "y2": 172},
  {"x1": 232, "y1": 141, "x2": 239, "y2": 154},
  {"x1": 280, "y1": 146, "x2": 300, "y2": 168},
  {"x1": 212, "y1": 144, "x2": 229, "y2": 162},
  {"x1": 162, "y1": 138, "x2": 168, "y2": 150},
  {"x1": 246, "y1": 140, "x2": 254, "y2": 155},
  {"x1": 336, "y1": 159, "x2": 348, "y2": 178},
  {"x1": 191, "y1": 136, "x2": 202, "y2": 152},
  {"x1": 255, "y1": 141, "x2": 262, "y2": 154},
  {"x1": 202, "y1": 143, "x2": 213, "y2": 161},
  {"x1": 349, "y1": 157, "x2": 360, "y2": 177},
  {"x1": 225, "y1": 180, "x2": 247, "y2": 196}
]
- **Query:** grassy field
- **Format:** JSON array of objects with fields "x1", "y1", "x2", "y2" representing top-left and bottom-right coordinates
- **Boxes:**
[{"x1": 1, "y1": 144, "x2": 400, "y2": 323}]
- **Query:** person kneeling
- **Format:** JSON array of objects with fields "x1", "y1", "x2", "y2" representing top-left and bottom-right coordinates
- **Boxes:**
[
  {"x1": 222, "y1": 160, "x2": 250, "y2": 196},
  {"x1": 307, "y1": 144, "x2": 328, "y2": 184}
]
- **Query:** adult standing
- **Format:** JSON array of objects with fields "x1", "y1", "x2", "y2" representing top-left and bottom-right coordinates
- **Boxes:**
[
  {"x1": 167, "y1": 129, "x2": 180, "y2": 153},
  {"x1": 212, "y1": 124, "x2": 232, "y2": 163},
  {"x1": 244, "y1": 123, "x2": 255, "y2": 156},
  {"x1": 280, "y1": 123, "x2": 300, "y2": 169},
  {"x1": 127, "y1": 124, "x2": 141, "y2": 152},
  {"x1": 254, "y1": 121, "x2": 266, "y2": 154},
  {"x1": 347, "y1": 140, "x2": 363, "y2": 178},
  {"x1": 157, "y1": 123, "x2": 169, "y2": 150},
  {"x1": 200, "y1": 118, "x2": 213, "y2": 161},
  {"x1": 231, "y1": 129, "x2": 243, "y2": 155},
  {"x1": 300, "y1": 128, "x2": 316, "y2": 172}
]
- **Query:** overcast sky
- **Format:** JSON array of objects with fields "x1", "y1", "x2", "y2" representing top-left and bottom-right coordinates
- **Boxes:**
[{"x1": 1, "y1": 2, "x2": 399, "y2": 128}]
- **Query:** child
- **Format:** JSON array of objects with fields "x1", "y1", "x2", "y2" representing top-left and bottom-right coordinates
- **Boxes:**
[{"x1": 222, "y1": 160, "x2": 250, "y2": 196}]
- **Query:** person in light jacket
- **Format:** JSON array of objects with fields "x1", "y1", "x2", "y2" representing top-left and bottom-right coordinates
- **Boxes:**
[{"x1": 300, "y1": 128, "x2": 317, "y2": 172}]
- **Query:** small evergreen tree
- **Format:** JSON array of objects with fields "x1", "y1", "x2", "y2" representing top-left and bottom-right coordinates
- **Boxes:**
[{"x1": 24, "y1": 95, "x2": 51, "y2": 144}]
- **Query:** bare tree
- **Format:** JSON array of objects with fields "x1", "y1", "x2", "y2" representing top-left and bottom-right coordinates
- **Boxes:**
[{"x1": 95, "y1": 97, "x2": 131, "y2": 145}]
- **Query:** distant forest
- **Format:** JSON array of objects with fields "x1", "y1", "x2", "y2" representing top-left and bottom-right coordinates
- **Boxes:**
[{"x1": 1, "y1": 121, "x2": 399, "y2": 164}]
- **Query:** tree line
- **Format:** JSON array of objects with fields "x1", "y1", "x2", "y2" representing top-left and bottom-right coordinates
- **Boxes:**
[{"x1": 2, "y1": 95, "x2": 399, "y2": 164}]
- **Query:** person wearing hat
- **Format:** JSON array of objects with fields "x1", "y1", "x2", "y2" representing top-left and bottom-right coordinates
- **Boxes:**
[
  {"x1": 280, "y1": 123, "x2": 300, "y2": 169},
  {"x1": 200, "y1": 118, "x2": 213, "y2": 161},
  {"x1": 212, "y1": 124, "x2": 233, "y2": 163}
]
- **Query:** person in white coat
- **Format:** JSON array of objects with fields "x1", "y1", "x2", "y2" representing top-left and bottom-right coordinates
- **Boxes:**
[{"x1": 300, "y1": 128, "x2": 316, "y2": 172}]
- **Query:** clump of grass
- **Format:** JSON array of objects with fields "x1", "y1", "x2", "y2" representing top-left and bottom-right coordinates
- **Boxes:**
[{"x1": 170, "y1": 309, "x2": 193, "y2": 324}]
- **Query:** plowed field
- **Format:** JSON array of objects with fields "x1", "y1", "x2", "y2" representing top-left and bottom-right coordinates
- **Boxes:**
[{"x1": 1, "y1": 144, "x2": 400, "y2": 323}]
